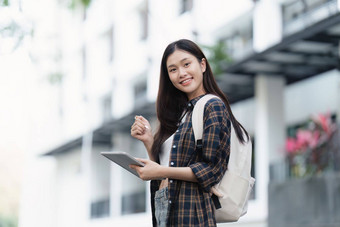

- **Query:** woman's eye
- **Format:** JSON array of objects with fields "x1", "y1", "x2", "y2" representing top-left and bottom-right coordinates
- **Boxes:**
[
  {"x1": 169, "y1": 68, "x2": 176, "y2": 73},
  {"x1": 184, "y1": 62, "x2": 190, "y2": 67}
]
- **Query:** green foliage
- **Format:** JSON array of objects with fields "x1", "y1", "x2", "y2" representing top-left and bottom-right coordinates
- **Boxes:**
[
  {"x1": 285, "y1": 113, "x2": 339, "y2": 178},
  {"x1": 66, "y1": 0, "x2": 92, "y2": 10},
  {"x1": 1, "y1": 0, "x2": 9, "y2": 6},
  {"x1": 0, "y1": 21, "x2": 26, "y2": 54},
  {"x1": 0, "y1": 215, "x2": 17, "y2": 227},
  {"x1": 201, "y1": 41, "x2": 233, "y2": 77},
  {"x1": 81, "y1": 0, "x2": 91, "y2": 7},
  {"x1": 47, "y1": 72, "x2": 64, "y2": 85}
]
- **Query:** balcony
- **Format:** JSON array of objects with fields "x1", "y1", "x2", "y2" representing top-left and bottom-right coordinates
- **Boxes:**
[
  {"x1": 282, "y1": 0, "x2": 339, "y2": 36},
  {"x1": 217, "y1": 11, "x2": 254, "y2": 62}
]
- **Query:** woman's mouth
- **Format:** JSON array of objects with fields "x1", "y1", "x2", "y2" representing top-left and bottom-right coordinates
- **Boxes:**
[{"x1": 180, "y1": 78, "x2": 193, "y2": 86}]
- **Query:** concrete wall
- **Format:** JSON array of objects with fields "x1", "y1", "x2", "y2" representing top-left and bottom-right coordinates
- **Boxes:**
[{"x1": 268, "y1": 173, "x2": 340, "y2": 227}]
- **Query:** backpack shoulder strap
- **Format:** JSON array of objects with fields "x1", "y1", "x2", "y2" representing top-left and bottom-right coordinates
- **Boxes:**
[{"x1": 192, "y1": 94, "x2": 219, "y2": 146}]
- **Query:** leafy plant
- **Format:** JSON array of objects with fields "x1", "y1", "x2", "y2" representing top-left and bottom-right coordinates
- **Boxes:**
[
  {"x1": 0, "y1": 0, "x2": 9, "y2": 6},
  {"x1": 0, "y1": 14, "x2": 29, "y2": 54},
  {"x1": 285, "y1": 112, "x2": 339, "y2": 178},
  {"x1": 201, "y1": 40, "x2": 233, "y2": 77},
  {"x1": 61, "y1": 0, "x2": 92, "y2": 10},
  {"x1": 47, "y1": 72, "x2": 64, "y2": 85},
  {"x1": 0, "y1": 215, "x2": 17, "y2": 227}
]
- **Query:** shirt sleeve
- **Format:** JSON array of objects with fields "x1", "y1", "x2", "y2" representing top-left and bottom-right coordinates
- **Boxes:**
[{"x1": 189, "y1": 98, "x2": 231, "y2": 192}]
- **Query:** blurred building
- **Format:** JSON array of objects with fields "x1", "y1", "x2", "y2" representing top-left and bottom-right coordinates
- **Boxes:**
[{"x1": 18, "y1": 0, "x2": 340, "y2": 227}]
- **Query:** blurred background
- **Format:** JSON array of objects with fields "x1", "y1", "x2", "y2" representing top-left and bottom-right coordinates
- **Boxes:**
[{"x1": 1, "y1": 0, "x2": 340, "y2": 226}]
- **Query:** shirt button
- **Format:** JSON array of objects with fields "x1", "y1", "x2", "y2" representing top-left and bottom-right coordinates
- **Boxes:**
[
  {"x1": 176, "y1": 129, "x2": 179, "y2": 133},
  {"x1": 169, "y1": 180, "x2": 173, "y2": 183},
  {"x1": 188, "y1": 103, "x2": 192, "y2": 107},
  {"x1": 169, "y1": 200, "x2": 172, "y2": 204},
  {"x1": 172, "y1": 145, "x2": 176, "y2": 148},
  {"x1": 170, "y1": 162, "x2": 174, "y2": 166}
]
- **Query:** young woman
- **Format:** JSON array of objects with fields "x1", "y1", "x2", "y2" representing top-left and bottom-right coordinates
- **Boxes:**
[{"x1": 130, "y1": 39, "x2": 249, "y2": 227}]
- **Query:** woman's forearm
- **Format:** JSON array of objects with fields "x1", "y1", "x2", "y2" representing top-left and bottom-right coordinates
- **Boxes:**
[
  {"x1": 130, "y1": 158, "x2": 198, "y2": 182},
  {"x1": 143, "y1": 139, "x2": 155, "y2": 161},
  {"x1": 160, "y1": 166, "x2": 198, "y2": 182}
]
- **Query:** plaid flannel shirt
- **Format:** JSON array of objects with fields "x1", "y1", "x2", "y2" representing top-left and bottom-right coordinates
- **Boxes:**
[{"x1": 150, "y1": 95, "x2": 231, "y2": 227}]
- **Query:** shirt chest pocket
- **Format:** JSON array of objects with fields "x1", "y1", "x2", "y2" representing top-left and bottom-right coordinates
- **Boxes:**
[{"x1": 177, "y1": 130, "x2": 198, "y2": 166}]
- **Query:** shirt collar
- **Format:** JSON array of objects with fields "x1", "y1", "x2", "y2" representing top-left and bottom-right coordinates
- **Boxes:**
[{"x1": 187, "y1": 94, "x2": 206, "y2": 109}]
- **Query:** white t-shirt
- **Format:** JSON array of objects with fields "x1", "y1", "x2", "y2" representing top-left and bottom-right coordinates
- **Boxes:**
[
  {"x1": 159, "y1": 134, "x2": 174, "y2": 167},
  {"x1": 159, "y1": 113, "x2": 187, "y2": 167}
]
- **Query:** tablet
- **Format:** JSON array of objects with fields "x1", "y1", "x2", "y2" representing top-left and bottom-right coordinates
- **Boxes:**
[{"x1": 101, "y1": 151, "x2": 145, "y2": 178}]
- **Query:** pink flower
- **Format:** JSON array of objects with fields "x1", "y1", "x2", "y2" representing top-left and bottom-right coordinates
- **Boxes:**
[
  {"x1": 319, "y1": 113, "x2": 330, "y2": 133},
  {"x1": 285, "y1": 111, "x2": 337, "y2": 177},
  {"x1": 286, "y1": 138, "x2": 297, "y2": 154},
  {"x1": 312, "y1": 112, "x2": 334, "y2": 137},
  {"x1": 309, "y1": 131, "x2": 320, "y2": 149},
  {"x1": 296, "y1": 130, "x2": 312, "y2": 151}
]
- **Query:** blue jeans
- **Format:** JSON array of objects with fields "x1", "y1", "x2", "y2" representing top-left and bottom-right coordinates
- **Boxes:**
[{"x1": 154, "y1": 187, "x2": 169, "y2": 227}]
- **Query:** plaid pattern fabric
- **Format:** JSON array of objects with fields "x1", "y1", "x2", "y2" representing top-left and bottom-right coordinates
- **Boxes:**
[{"x1": 151, "y1": 95, "x2": 231, "y2": 227}]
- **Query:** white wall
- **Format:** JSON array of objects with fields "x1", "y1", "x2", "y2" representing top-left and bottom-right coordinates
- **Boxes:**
[
  {"x1": 55, "y1": 149, "x2": 88, "y2": 227},
  {"x1": 18, "y1": 157, "x2": 57, "y2": 227},
  {"x1": 90, "y1": 146, "x2": 111, "y2": 202},
  {"x1": 253, "y1": 0, "x2": 282, "y2": 52},
  {"x1": 194, "y1": 0, "x2": 254, "y2": 44},
  {"x1": 285, "y1": 70, "x2": 339, "y2": 126}
]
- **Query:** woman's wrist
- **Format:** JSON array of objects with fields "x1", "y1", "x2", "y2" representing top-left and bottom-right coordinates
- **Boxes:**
[
  {"x1": 159, "y1": 166, "x2": 197, "y2": 182},
  {"x1": 142, "y1": 138, "x2": 155, "y2": 161},
  {"x1": 160, "y1": 166, "x2": 173, "y2": 180},
  {"x1": 143, "y1": 138, "x2": 154, "y2": 152},
  {"x1": 159, "y1": 166, "x2": 168, "y2": 179}
]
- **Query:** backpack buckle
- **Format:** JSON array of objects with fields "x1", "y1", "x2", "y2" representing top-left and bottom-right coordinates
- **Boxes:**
[
  {"x1": 212, "y1": 194, "x2": 222, "y2": 209},
  {"x1": 196, "y1": 139, "x2": 203, "y2": 151}
]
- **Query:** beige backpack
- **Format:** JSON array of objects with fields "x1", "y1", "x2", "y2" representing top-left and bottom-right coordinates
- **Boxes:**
[{"x1": 192, "y1": 94, "x2": 255, "y2": 223}]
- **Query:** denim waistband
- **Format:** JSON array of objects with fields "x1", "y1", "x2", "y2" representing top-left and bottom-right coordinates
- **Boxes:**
[{"x1": 155, "y1": 186, "x2": 168, "y2": 200}]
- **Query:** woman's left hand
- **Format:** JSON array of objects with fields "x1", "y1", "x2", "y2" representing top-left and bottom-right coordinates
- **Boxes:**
[{"x1": 129, "y1": 158, "x2": 165, "y2": 181}]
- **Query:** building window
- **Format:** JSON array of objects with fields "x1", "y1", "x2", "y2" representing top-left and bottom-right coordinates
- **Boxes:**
[
  {"x1": 102, "y1": 94, "x2": 112, "y2": 122},
  {"x1": 180, "y1": 0, "x2": 193, "y2": 14},
  {"x1": 134, "y1": 79, "x2": 147, "y2": 98},
  {"x1": 108, "y1": 25, "x2": 114, "y2": 62},
  {"x1": 120, "y1": 141, "x2": 148, "y2": 215},
  {"x1": 221, "y1": 16, "x2": 254, "y2": 61},
  {"x1": 121, "y1": 191, "x2": 146, "y2": 215},
  {"x1": 90, "y1": 144, "x2": 111, "y2": 219},
  {"x1": 91, "y1": 199, "x2": 110, "y2": 218},
  {"x1": 139, "y1": 0, "x2": 149, "y2": 40},
  {"x1": 133, "y1": 75, "x2": 148, "y2": 108}
]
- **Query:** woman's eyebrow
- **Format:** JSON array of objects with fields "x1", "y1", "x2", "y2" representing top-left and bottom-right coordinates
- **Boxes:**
[{"x1": 167, "y1": 58, "x2": 190, "y2": 69}]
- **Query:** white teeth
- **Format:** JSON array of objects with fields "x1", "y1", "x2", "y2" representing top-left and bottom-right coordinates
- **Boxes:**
[{"x1": 181, "y1": 78, "x2": 192, "y2": 84}]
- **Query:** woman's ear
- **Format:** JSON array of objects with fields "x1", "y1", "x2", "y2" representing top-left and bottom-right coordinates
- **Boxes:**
[{"x1": 201, "y1": 58, "x2": 206, "y2": 73}]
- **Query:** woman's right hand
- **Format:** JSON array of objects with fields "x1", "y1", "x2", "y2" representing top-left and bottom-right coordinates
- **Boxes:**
[{"x1": 131, "y1": 115, "x2": 153, "y2": 146}]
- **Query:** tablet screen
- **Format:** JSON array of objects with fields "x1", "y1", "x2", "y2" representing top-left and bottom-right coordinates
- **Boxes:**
[{"x1": 101, "y1": 151, "x2": 145, "y2": 178}]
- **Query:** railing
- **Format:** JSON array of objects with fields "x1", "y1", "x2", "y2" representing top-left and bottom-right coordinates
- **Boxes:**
[{"x1": 282, "y1": 0, "x2": 339, "y2": 36}]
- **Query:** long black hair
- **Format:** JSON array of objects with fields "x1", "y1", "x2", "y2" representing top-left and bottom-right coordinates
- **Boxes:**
[{"x1": 151, "y1": 39, "x2": 249, "y2": 161}]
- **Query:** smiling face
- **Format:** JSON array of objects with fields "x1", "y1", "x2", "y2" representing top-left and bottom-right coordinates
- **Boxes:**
[{"x1": 166, "y1": 49, "x2": 206, "y2": 100}]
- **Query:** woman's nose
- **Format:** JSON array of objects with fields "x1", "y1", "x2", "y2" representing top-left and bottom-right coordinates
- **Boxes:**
[{"x1": 179, "y1": 67, "x2": 187, "y2": 77}]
